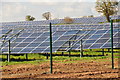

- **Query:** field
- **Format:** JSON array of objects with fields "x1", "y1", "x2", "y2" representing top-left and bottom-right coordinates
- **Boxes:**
[{"x1": 0, "y1": 49, "x2": 120, "y2": 79}]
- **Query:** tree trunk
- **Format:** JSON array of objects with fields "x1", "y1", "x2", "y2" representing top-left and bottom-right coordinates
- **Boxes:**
[{"x1": 105, "y1": 14, "x2": 110, "y2": 22}]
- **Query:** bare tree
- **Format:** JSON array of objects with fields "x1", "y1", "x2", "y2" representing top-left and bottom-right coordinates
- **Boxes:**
[
  {"x1": 64, "y1": 17, "x2": 74, "y2": 24},
  {"x1": 95, "y1": 0, "x2": 118, "y2": 22},
  {"x1": 42, "y1": 12, "x2": 51, "y2": 20}
]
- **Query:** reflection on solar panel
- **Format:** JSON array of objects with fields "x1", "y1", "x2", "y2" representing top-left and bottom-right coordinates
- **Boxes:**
[{"x1": 0, "y1": 16, "x2": 120, "y2": 54}]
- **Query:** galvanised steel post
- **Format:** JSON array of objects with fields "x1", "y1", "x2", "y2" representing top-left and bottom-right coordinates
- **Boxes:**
[
  {"x1": 102, "y1": 49, "x2": 104, "y2": 56},
  {"x1": 80, "y1": 39, "x2": 83, "y2": 57},
  {"x1": 69, "y1": 41, "x2": 71, "y2": 57},
  {"x1": 26, "y1": 54, "x2": 28, "y2": 60},
  {"x1": 110, "y1": 20, "x2": 114, "y2": 69},
  {"x1": 8, "y1": 40, "x2": 11, "y2": 62},
  {"x1": 49, "y1": 22, "x2": 53, "y2": 73}
]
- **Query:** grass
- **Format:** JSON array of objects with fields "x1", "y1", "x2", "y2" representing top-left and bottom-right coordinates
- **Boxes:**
[
  {"x1": 53, "y1": 56, "x2": 107, "y2": 61},
  {"x1": 1, "y1": 53, "x2": 46, "y2": 60},
  {"x1": 1, "y1": 59, "x2": 48, "y2": 66},
  {"x1": 0, "y1": 53, "x2": 48, "y2": 66},
  {"x1": 53, "y1": 56, "x2": 108, "y2": 64},
  {"x1": 0, "y1": 49, "x2": 119, "y2": 66}
]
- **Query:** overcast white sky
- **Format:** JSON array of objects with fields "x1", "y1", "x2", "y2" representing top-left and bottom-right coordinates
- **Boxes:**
[{"x1": 0, "y1": 0, "x2": 120, "y2": 22}]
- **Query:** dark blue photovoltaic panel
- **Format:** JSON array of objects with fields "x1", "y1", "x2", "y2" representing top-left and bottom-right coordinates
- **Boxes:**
[
  {"x1": 89, "y1": 34, "x2": 102, "y2": 39},
  {"x1": 43, "y1": 32, "x2": 50, "y2": 36},
  {"x1": 90, "y1": 44, "x2": 103, "y2": 49},
  {"x1": 43, "y1": 47, "x2": 59, "y2": 53},
  {"x1": 113, "y1": 29, "x2": 119, "y2": 33},
  {"x1": 114, "y1": 38, "x2": 120, "y2": 42},
  {"x1": 12, "y1": 48, "x2": 24, "y2": 53},
  {"x1": 84, "y1": 40, "x2": 96, "y2": 43},
  {"x1": 114, "y1": 33, "x2": 120, "y2": 37},
  {"x1": 10, "y1": 43, "x2": 18, "y2": 47},
  {"x1": 95, "y1": 30, "x2": 108, "y2": 34},
  {"x1": 33, "y1": 37, "x2": 48, "y2": 42},
  {"x1": 1, "y1": 48, "x2": 8, "y2": 52},
  {"x1": 83, "y1": 44, "x2": 91, "y2": 49},
  {"x1": 53, "y1": 31, "x2": 66, "y2": 36},
  {"x1": 39, "y1": 42, "x2": 50, "y2": 47},
  {"x1": 64, "y1": 30, "x2": 79, "y2": 35},
  {"x1": 15, "y1": 38, "x2": 25, "y2": 42},
  {"x1": 27, "y1": 43, "x2": 39, "y2": 47},
  {"x1": 96, "y1": 39, "x2": 108, "y2": 43},
  {"x1": 29, "y1": 33, "x2": 42, "y2": 37},
  {"x1": 20, "y1": 48, "x2": 33, "y2": 53},
  {"x1": 87, "y1": 30, "x2": 96, "y2": 34},
  {"x1": 101, "y1": 34, "x2": 110, "y2": 38},
  {"x1": 16, "y1": 43, "x2": 29, "y2": 47},
  {"x1": 31, "y1": 48, "x2": 45, "y2": 53},
  {"x1": 23, "y1": 38, "x2": 36, "y2": 42},
  {"x1": 19, "y1": 33, "x2": 31, "y2": 37},
  {"x1": 102, "y1": 43, "x2": 111, "y2": 48},
  {"x1": 46, "y1": 36, "x2": 59, "y2": 41},
  {"x1": 53, "y1": 41, "x2": 66, "y2": 47},
  {"x1": 82, "y1": 34, "x2": 92, "y2": 40},
  {"x1": 118, "y1": 44, "x2": 120, "y2": 47},
  {"x1": 57, "y1": 36, "x2": 71, "y2": 41}
]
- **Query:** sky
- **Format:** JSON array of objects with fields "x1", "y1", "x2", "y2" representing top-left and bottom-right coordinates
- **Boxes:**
[{"x1": 0, "y1": 0, "x2": 120, "y2": 22}]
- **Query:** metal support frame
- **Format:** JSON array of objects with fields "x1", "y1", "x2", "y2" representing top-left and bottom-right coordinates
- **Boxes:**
[
  {"x1": 57, "y1": 30, "x2": 80, "y2": 51},
  {"x1": 1, "y1": 29, "x2": 24, "y2": 47},
  {"x1": 49, "y1": 23, "x2": 53, "y2": 73},
  {"x1": 80, "y1": 39, "x2": 83, "y2": 57},
  {"x1": 110, "y1": 20, "x2": 114, "y2": 69},
  {"x1": 0, "y1": 29, "x2": 12, "y2": 40}
]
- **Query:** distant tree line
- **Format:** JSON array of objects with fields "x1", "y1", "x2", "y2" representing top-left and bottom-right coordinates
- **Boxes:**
[
  {"x1": 25, "y1": 12, "x2": 51, "y2": 21},
  {"x1": 25, "y1": 0, "x2": 119, "y2": 23}
]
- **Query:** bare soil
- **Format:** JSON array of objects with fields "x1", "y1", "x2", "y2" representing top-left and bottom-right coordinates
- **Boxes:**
[{"x1": 1, "y1": 57, "x2": 119, "y2": 79}]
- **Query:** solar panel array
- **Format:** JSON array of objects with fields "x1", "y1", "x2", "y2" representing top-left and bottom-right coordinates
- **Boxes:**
[
  {"x1": 59, "y1": 23, "x2": 120, "y2": 51},
  {"x1": 0, "y1": 16, "x2": 120, "y2": 54},
  {"x1": 0, "y1": 24, "x2": 85, "y2": 54},
  {"x1": 1, "y1": 15, "x2": 120, "y2": 25}
]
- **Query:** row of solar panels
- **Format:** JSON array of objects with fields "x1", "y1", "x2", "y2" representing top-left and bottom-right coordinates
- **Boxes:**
[
  {"x1": 0, "y1": 22, "x2": 120, "y2": 54},
  {"x1": 1, "y1": 23, "x2": 119, "y2": 33},
  {"x1": 59, "y1": 28, "x2": 120, "y2": 51},
  {"x1": 0, "y1": 29, "x2": 80, "y2": 53},
  {"x1": 1, "y1": 15, "x2": 120, "y2": 26}
]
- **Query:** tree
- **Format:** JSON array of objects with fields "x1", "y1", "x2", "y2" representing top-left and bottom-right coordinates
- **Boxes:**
[
  {"x1": 88, "y1": 15, "x2": 94, "y2": 17},
  {"x1": 42, "y1": 12, "x2": 51, "y2": 20},
  {"x1": 95, "y1": 0, "x2": 118, "y2": 22},
  {"x1": 64, "y1": 17, "x2": 74, "y2": 24},
  {"x1": 26, "y1": 15, "x2": 35, "y2": 21}
]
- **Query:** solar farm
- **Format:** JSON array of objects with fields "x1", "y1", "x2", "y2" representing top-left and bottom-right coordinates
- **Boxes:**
[
  {"x1": 0, "y1": 15, "x2": 120, "y2": 78},
  {"x1": 1, "y1": 15, "x2": 120, "y2": 54}
]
